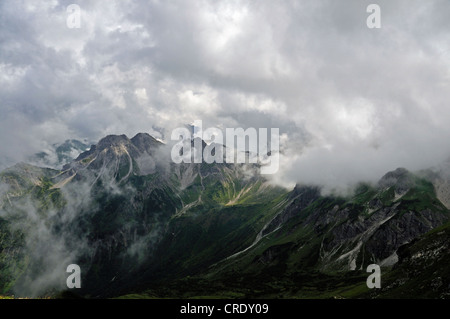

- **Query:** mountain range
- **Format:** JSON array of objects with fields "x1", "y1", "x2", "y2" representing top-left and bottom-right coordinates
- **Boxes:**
[{"x1": 0, "y1": 132, "x2": 449, "y2": 299}]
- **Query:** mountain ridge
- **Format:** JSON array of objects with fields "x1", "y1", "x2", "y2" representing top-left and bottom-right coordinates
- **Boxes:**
[{"x1": 1, "y1": 132, "x2": 450, "y2": 298}]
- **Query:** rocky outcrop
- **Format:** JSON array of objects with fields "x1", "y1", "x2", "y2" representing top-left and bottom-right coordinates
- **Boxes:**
[{"x1": 262, "y1": 185, "x2": 321, "y2": 236}]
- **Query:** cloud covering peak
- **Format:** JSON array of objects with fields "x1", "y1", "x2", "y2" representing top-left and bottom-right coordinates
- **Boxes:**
[{"x1": 1, "y1": 0, "x2": 450, "y2": 189}]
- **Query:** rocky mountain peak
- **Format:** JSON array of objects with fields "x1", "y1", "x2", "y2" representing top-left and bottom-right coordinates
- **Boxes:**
[
  {"x1": 97, "y1": 134, "x2": 130, "y2": 151},
  {"x1": 378, "y1": 167, "x2": 414, "y2": 191},
  {"x1": 131, "y1": 133, "x2": 162, "y2": 154}
]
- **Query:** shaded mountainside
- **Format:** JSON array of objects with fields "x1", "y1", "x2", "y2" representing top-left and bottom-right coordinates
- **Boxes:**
[
  {"x1": 1, "y1": 133, "x2": 450, "y2": 298},
  {"x1": 0, "y1": 133, "x2": 288, "y2": 297}
]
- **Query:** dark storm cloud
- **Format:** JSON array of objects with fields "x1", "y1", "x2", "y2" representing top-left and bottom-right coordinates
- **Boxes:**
[{"x1": 1, "y1": 0, "x2": 450, "y2": 189}]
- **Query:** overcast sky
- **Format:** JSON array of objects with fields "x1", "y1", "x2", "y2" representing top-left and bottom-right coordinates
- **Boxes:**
[{"x1": 1, "y1": 0, "x2": 450, "y2": 189}]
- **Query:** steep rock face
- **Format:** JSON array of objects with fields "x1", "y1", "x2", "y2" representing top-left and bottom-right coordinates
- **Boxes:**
[
  {"x1": 68, "y1": 134, "x2": 163, "y2": 178},
  {"x1": 211, "y1": 168, "x2": 450, "y2": 279},
  {"x1": 130, "y1": 133, "x2": 161, "y2": 155},
  {"x1": 299, "y1": 169, "x2": 450, "y2": 270},
  {"x1": 363, "y1": 222, "x2": 450, "y2": 299},
  {"x1": 315, "y1": 205, "x2": 448, "y2": 270},
  {"x1": 262, "y1": 185, "x2": 321, "y2": 236}
]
